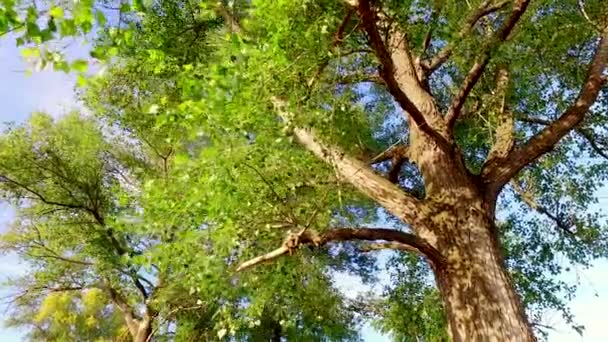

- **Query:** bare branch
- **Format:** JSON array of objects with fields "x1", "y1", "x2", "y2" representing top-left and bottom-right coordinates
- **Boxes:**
[
  {"x1": 236, "y1": 227, "x2": 444, "y2": 272},
  {"x1": 0, "y1": 175, "x2": 90, "y2": 212},
  {"x1": 334, "y1": 72, "x2": 384, "y2": 86},
  {"x1": 421, "y1": 2, "x2": 445, "y2": 55},
  {"x1": 333, "y1": 8, "x2": 356, "y2": 47},
  {"x1": 307, "y1": 9, "x2": 361, "y2": 90},
  {"x1": 445, "y1": 0, "x2": 531, "y2": 129},
  {"x1": 578, "y1": 0, "x2": 605, "y2": 33},
  {"x1": 483, "y1": 33, "x2": 608, "y2": 193},
  {"x1": 369, "y1": 144, "x2": 410, "y2": 183}
]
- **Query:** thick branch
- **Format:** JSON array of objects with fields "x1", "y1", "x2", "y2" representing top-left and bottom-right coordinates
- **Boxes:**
[
  {"x1": 236, "y1": 227, "x2": 443, "y2": 272},
  {"x1": 105, "y1": 280, "x2": 140, "y2": 337},
  {"x1": 423, "y1": 0, "x2": 510, "y2": 72},
  {"x1": 518, "y1": 116, "x2": 608, "y2": 160},
  {"x1": 272, "y1": 98, "x2": 428, "y2": 234},
  {"x1": 483, "y1": 33, "x2": 608, "y2": 192},
  {"x1": 215, "y1": 4, "x2": 241, "y2": 33},
  {"x1": 369, "y1": 143, "x2": 409, "y2": 164},
  {"x1": 357, "y1": 0, "x2": 450, "y2": 151},
  {"x1": 359, "y1": 241, "x2": 423, "y2": 254},
  {"x1": 445, "y1": 0, "x2": 530, "y2": 128},
  {"x1": 483, "y1": 66, "x2": 515, "y2": 167}
]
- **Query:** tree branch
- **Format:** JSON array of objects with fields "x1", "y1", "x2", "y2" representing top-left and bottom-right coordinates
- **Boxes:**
[
  {"x1": 105, "y1": 279, "x2": 140, "y2": 338},
  {"x1": 510, "y1": 180, "x2": 575, "y2": 236},
  {"x1": 369, "y1": 143, "x2": 408, "y2": 164},
  {"x1": 215, "y1": 4, "x2": 241, "y2": 34},
  {"x1": 369, "y1": 144, "x2": 410, "y2": 183},
  {"x1": 359, "y1": 241, "x2": 424, "y2": 254},
  {"x1": 445, "y1": 0, "x2": 531, "y2": 129},
  {"x1": 483, "y1": 32, "x2": 608, "y2": 193},
  {"x1": 272, "y1": 98, "x2": 429, "y2": 235},
  {"x1": 517, "y1": 116, "x2": 608, "y2": 160},
  {"x1": 0, "y1": 175, "x2": 90, "y2": 212},
  {"x1": 356, "y1": 0, "x2": 451, "y2": 151},
  {"x1": 236, "y1": 227, "x2": 443, "y2": 272},
  {"x1": 423, "y1": 0, "x2": 510, "y2": 73},
  {"x1": 421, "y1": 2, "x2": 444, "y2": 56},
  {"x1": 334, "y1": 72, "x2": 384, "y2": 86},
  {"x1": 28, "y1": 252, "x2": 93, "y2": 266},
  {"x1": 576, "y1": 127, "x2": 608, "y2": 160},
  {"x1": 483, "y1": 66, "x2": 515, "y2": 168}
]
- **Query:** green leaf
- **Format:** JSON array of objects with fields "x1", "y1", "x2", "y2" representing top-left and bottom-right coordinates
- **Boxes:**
[
  {"x1": 70, "y1": 59, "x2": 88, "y2": 73},
  {"x1": 49, "y1": 7, "x2": 64, "y2": 19},
  {"x1": 20, "y1": 47, "x2": 39, "y2": 58}
]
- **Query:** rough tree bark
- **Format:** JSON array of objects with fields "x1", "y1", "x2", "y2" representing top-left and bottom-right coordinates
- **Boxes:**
[{"x1": 238, "y1": 0, "x2": 608, "y2": 341}]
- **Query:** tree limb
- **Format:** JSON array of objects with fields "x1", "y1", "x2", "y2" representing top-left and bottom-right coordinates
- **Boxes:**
[
  {"x1": 510, "y1": 180, "x2": 575, "y2": 236},
  {"x1": 334, "y1": 72, "x2": 384, "y2": 86},
  {"x1": 445, "y1": 0, "x2": 531, "y2": 129},
  {"x1": 576, "y1": 127, "x2": 608, "y2": 160},
  {"x1": 236, "y1": 227, "x2": 444, "y2": 272},
  {"x1": 483, "y1": 66, "x2": 515, "y2": 168},
  {"x1": 423, "y1": 0, "x2": 510, "y2": 73},
  {"x1": 421, "y1": 1, "x2": 445, "y2": 56},
  {"x1": 356, "y1": 0, "x2": 451, "y2": 151},
  {"x1": 27, "y1": 252, "x2": 93, "y2": 266},
  {"x1": 517, "y1": 115, "x2": 608, "y2": 160},
  {"x1": 272, "y1": 98, "x2": 430, "y2": 237},
  {"x1": 369, "y1": 143, "x2": 409, "y2": 164},
  {"x1": 483, "y1": 32, "x2": 608, "y2": 193},
  {"x1": 0, "y1": 175, "x2": 90, "y2": 212},
  {"x1": 105, "y1": 279, "x2": 141, "y2": 338},
  {"x1": 215, "y1": 4, "x2": 241, "y2": 34},
  {"x1": 359, "y1": 241, "x2": 423, "y2": 254},
  {"x1": 369, "y1": 144, "x2": 410, "y2": 183}
]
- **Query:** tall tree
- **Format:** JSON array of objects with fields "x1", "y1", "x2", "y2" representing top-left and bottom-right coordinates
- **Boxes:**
[{"x1": 2, "y1": 0, "x2": 608, "y2": 341}]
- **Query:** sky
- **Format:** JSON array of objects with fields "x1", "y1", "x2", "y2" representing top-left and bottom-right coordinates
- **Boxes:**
[{"x1": 1, "y1": 36, "x2": 608, "y2": 342}]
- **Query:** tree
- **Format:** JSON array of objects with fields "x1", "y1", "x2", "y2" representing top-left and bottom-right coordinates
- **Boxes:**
[
  {"x1": 0, "y1": 109, "x2": 361, "y2": 341},
  {"x1": 4, "y1": 288, "x2": 129, "y2": 341},
  {"x1": 2, "y1": 0, "x2": 608, "y2": 340}
]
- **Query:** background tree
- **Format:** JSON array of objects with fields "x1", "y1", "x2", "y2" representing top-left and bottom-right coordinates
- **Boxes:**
[{"x1": 1, "y1": 30, "x2": 361, "y2": 342}]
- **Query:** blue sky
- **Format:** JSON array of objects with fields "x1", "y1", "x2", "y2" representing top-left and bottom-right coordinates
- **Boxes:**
[{"x1": 1, "y1": 38, "x2": 608, "y2": 341}]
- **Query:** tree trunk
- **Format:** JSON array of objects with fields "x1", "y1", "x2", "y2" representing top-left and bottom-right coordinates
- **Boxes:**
[
  {"x1": 429, "y1": 200, "x2": 535, "y2": 341},
  {"x1": 402, "y1": 119, "x2": 536, "y2": 341},
  {"x1": 133, "y1": 317, "x2": 153, "y2": 342},
  {"x1": 271, "y1": 322, "x2": 282, "y2": 342}
]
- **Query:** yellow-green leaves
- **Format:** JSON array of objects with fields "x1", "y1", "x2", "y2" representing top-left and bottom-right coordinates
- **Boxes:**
[{"x1": 49, "y1": 7, "x2": 64, "y2": 20}]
